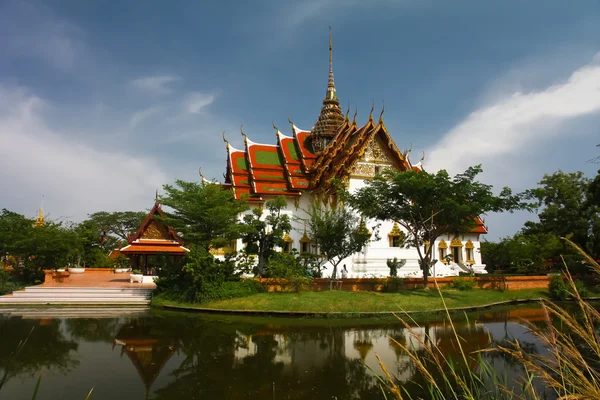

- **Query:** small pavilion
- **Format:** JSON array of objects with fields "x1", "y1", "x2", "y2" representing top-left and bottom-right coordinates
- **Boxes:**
[{"x1": 119, "y1": 201, "x2": 189, "y2": 275}]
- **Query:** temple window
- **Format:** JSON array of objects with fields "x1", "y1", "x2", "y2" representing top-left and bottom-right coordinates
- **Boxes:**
[
  {"x1": 450, "y1": 237, "x2": 463, "y2": 263},
  {"x1": 388, "y1": 222, "x2": 405, "y2": 247},
  {"x1": 301, "y1": 241, "x2": 309, "y2": 254},
  {"x1": 374, "y1": 166, "x2": 381, "y2": 176},
  {"x1": 465, "y1": 240, "x2": 475, "y2": 263},
  {"x1": 438, "y1": 239, "x2": 448, "y2": 263},
  {"x1": 282, "y1": 233, "x2": 293, "y2": 254}
]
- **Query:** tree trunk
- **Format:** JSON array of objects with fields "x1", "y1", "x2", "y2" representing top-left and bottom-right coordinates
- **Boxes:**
[
  {"x1": 422, "y1": 259, "x2": 429, "y2": 289},
  {"x1": 257, "y1": 253, "x2": 267, "y2": 277}
]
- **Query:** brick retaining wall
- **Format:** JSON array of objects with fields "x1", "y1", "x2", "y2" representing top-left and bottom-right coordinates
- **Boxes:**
[{"x1": 255, "y1": 275, "x2": 550, "y2": 292}]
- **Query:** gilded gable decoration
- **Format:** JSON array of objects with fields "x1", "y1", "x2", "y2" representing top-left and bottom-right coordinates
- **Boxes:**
[
  {"x1": 450, "y1": 237, "x2": 463, "y2": 247},
  {"x1": 465, "y1": 240, "x2": 474, "y2": 249},
  {"x1": 141, "y1": 221, "x2": 169, "y2": 240},
  {"x1": 283, "y1": 233, "x2": 293, "y2": 243},
  {"x1": 438, "y1": 239, "x2": 448, "y2": 249}
]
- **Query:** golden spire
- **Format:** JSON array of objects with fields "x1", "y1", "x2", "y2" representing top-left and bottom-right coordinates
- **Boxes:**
[
  {"x1": 34, "y1": 200, "x2": 44, "y2": 227},
  {"x1": 327, "y1": 25, "x2": 335, "y2": 100},
  {"x1": 311, "y1": 26, "x2": 344, "y2": 154}
]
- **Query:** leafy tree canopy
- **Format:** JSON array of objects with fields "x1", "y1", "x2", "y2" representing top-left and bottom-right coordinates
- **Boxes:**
[
  {"x1": 305, "y1": 200, "x2": 371, "y2": 279},
  {"x1": 525, "y1": 170, "x2": 600, "y2": 259},
  {"x1": 160, "y1": 180, "x2": 248, "y2": 251},
  {"x1": 241, "y1": 196, "x2": 291, "y2": 277},
  {"x1": 87, "y1": 210, "x2": 147, "y2": 241}
]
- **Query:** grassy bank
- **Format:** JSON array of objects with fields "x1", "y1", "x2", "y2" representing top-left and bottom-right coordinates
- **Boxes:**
[{"x1": 152, "y1": 288, "x2": 548, "y2": 314}]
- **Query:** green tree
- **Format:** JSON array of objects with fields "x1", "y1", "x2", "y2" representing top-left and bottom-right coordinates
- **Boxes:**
[
  {"x1": 160, "y1": 180, "x2": 248, "y2": 251},
  {"x1": 526, "y1": 170, "x2": 600, "y2": 259},
  {"x1": 73, "y1": 219, "x2": 112, "y2": 268},
  {"x1": 305, "y1": 201, "x2": 371, "y2": 280},
  {"x1": 88, "y1": 210, "x2": 147, "y2": 242},
  {"x1": 346, "y1": 166, "x2": 525, "y2": 288},
  {"x1": 241, "y1": 196, "x2": 291, "y2": 277}
]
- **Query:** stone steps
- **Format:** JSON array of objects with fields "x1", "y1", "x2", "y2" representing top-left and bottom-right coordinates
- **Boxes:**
[
  {"x1": 0, "y1": 307, "x2": 149, "y2": 319},
  {"x1": 0, "y1": 286, "x2": 154, "y2": 306}
]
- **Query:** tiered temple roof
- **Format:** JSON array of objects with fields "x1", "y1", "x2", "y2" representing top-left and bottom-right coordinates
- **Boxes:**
[{"x1": 222, "y1": 113, "x2": 412, "y2": 200}]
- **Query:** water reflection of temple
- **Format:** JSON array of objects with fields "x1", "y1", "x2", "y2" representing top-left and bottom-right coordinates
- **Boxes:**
[
  {"x1": 231, "y1": 320, "x2": 492, "y2": 385},
  {"x1": 113, "y1": 320, "x2": 177, "y2": 396}
]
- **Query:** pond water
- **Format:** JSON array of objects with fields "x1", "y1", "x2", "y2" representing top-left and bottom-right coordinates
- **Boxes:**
[{"x1": 0, "y1": 305, "x2": 557, "y2": 400}]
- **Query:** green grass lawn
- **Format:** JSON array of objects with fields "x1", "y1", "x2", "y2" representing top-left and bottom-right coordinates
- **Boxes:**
[{"x1": 153, "y1": 288, "x2": 548, "y2": 314}]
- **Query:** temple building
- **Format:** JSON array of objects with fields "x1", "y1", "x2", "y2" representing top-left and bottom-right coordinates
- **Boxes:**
[
  {"x1": 118, "y1": 200, "x2": 189, "y2": 277},
  {"x1": 214, "y1": 31, "x2": 487, "y2": 278}
]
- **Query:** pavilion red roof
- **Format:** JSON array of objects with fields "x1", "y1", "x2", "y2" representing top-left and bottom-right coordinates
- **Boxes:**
[{"x1": 119, "y1": 202, "x2": 190, "y2": 255}]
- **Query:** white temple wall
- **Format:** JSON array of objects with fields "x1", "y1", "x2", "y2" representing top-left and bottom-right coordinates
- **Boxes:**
[{"x1": 233, "y1": 182, "x2": 487, "y2": 278}]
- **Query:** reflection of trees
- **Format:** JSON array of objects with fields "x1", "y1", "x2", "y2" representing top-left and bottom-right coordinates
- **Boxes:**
[
  {"x1": 0, "y1": 317, "x2": 78, "y2": 388},
  {"x1": 65, "y1": 318, "x2": 121, "y2": 343}
]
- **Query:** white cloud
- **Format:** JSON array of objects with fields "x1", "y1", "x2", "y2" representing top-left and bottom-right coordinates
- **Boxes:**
[
  {"x1": 185, "y1": 92, "x2": 216, "y2": 114},
  {"x1": 130, "y1": 75, "x2": 181, "y2": 94},
  {"x1": 426, "y1": 54, "x2": 600, "y2": 175},
  {"x1": 129, "y1": 106, "x2": 162, "y2": 129},
  {"x1": 0, "y1": 85, "x2": 168, "y2": 221},
  {"x1": 424, "y1": 53, "x2": 600, "y2": 239}
]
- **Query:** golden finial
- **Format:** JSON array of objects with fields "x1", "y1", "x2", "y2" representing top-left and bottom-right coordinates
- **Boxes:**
[
  {"x1": 272, "y1": 120, "x2": 279, "y2": 132},
  {"x1": 155, "y1": 189, "x2": 159, "y2": 201},
  {"x1": 369, "y1": 99, "x2": 374, "y2": 121},
  {"x1": 345, "y1": 102, "x2": 350, "y2": 122},
  {"x1": 378, "y1": 101, "x2": 385, "y2": 124},
  {"x1": 352, "y1": 105, "x2": 358, "y2": 125},
  {"x1": 240, "y1": 125, "x2": 247, "y2": 141},
  {"x1": 199, "y1": 167, "x2": 206, "y2": 182},
  {"x1": 329, "y1": 26, "x2": 333, "y2": 75},
  {"x1": 420, "y1": 151, "x2": 425, "y2": 163},
  {"x1": 326, "y1": 25, "x2": 336, "y2": 99},
  {"x1": 35, "y1": 196, "x2": 45, "y2": 227},
  {"x1": 222, "y1": 131, "x2": 230, "y2": 147},
  {"x1": 404, "y1": 143, "x2": 413, "y2": 158}
]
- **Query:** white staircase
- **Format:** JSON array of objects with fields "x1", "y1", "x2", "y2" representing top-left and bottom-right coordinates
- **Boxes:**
[
  {"x1": 0, "y1": 307, "x2": 150, "y2": 318},
  {"x1": 0, "y1": 286, "x2": 154, "y2": 305}
]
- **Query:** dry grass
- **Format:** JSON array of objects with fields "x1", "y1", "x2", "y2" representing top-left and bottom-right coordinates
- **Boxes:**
[{"x1": 376, "y1": 238, "x2": 600, "y2": 400}]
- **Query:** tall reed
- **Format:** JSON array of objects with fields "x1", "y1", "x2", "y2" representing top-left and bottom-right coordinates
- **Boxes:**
[{"x1": 376, "y1": 238, "x2": 599, "y2": 400}]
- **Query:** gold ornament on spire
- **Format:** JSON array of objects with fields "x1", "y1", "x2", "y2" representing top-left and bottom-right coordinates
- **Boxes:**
[{"x1": 34, "y1": 208, "x2": 45, "y2": 227}]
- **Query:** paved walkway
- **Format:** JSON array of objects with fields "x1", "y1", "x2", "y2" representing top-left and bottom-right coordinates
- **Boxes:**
[{"x1": 42, "y1": 270, "x2": 156, "y2": 289}]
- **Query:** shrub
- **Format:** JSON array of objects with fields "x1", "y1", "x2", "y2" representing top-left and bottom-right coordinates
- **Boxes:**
[
  {"x1": 450, "y1": 277, "x2": 476, "y2": 291},
  {"x1": 267, "y1": 251, "x2": 310, "y2": 278},
  {"x1": 573, "y1": 279, "x2": 589, "y2": 298},
  {"x1": 0, "y1": 269, "x2": 22, "y2": 295},
  {"x1": 194, "y1": 279, "x2": 265, "y2": 303},
  {"x1": 383, "y1": 277, "x2": 406, "y2": 292},
  {"x1": 548, "y1": 274, "x2": 569, "y2": 300}
]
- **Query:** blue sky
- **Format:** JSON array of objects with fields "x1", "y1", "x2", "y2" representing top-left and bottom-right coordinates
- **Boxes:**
[{"x1": 1, "y1": 0, "x2": 599, "y2": 239}]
